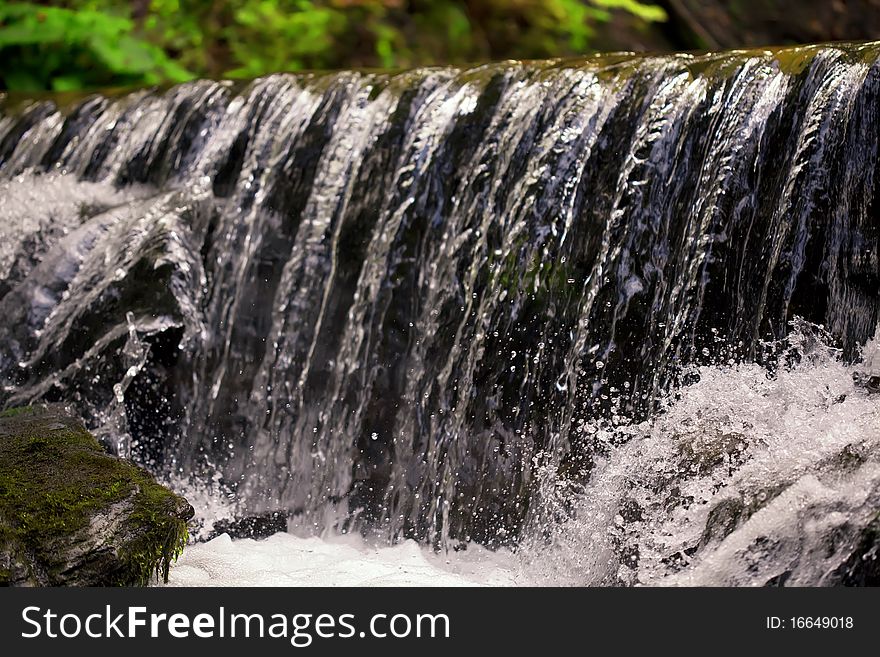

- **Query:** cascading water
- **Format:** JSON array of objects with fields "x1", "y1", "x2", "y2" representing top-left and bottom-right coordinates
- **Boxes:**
[
  {"x1": 521, "y1": 321, "x2": 880, "y2": 585},
  {"x1": 1, "y1": 43, "x2": 878, "y2": 585}
]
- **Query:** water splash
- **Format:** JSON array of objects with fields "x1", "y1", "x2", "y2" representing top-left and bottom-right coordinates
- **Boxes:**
[{"x1": 522, "y1": 320, "x2": 880, "y2": 586}]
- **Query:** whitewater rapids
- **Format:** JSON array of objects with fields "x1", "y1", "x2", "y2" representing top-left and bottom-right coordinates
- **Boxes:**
[{"x1": 165, "y1": 324, "x2": 880, "y2": 587}]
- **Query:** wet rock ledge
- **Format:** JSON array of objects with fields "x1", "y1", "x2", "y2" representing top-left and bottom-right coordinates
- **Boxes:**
[{"x1": 0, "y1": 405, "x2": 193, "y2": 586}]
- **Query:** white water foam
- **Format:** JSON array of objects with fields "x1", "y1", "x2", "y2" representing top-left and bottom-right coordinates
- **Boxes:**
[
  {"x1": 522, "y1": 321, "x2": 880, "y2": 586},
  {"x1": 163, "y1": 533, "x2": 524, "y2": 587},
  {"x1": 162, "y1": 471, "x2": 524, "y2": 586},
  {"x1": 163, "y1": 321, "x2": 879, "y2": 587}
]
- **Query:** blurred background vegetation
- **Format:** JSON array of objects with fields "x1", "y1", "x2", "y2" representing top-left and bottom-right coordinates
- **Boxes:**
[{"x1": 2, "y1": 1, "x2": 880, "y2": 91}]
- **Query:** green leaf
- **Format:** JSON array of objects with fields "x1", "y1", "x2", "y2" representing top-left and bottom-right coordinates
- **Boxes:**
[
  {"x1": 51, "y1": 75, "x2": 85, "y2": 92},
  {"x1": 590, "y1": 0, "x2": 668, "y2": 23}
]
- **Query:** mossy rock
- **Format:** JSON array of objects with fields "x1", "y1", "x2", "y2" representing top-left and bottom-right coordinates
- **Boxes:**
[{"x1": 0, "y1": 404, "x2": 193, "y2": 586}]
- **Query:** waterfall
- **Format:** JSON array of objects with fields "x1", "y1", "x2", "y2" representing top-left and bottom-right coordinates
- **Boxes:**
[{"x1": 1, "y1": 43, "x2": 878, "y2": 558}]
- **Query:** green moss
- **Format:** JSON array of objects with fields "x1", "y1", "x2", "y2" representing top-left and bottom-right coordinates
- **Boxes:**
[
  {"x1": 117, "y1": 482, "x2": 190, "y2": 585},
  {"x1": 492, "y1": 238, "x2": 579, "y2": 307},
  {"x1": 0, "y1": 405, "x2": 37, "y2": 418},
  {"x1": 0, "y1": 405, "x2": 189, "y2": 586}
]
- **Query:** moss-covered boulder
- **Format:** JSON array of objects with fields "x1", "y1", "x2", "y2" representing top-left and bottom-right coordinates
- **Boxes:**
[{"x1": 0, "y1": 404, "x2": 193, "y2": 586}]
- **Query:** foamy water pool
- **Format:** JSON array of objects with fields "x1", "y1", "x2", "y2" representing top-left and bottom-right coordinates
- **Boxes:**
[{"x1": 164, "y1": 532, "x2": 525, "y2": 587}]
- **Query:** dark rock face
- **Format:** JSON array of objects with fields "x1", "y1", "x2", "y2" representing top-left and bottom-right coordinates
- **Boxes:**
[
  {"x1": 209, "y1": 511, "x2": 288, "y2": 541},
  {"x1": 663, "y1": 1, "x2": 880, "y2": 50},
  {"x1": 853, "y1": 371, "x2": 880, "y2": 393},
  {"x1": 0, "y1": 405, "x2": 193, "y2": 586}
]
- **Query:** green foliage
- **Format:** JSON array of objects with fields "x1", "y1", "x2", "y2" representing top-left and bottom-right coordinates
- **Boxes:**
[
  {"x1": 226, "y1": 0, "x2": 347, "y2": 76},
  {"x1": 592, "y1": 0, "x2": 667, "y2": 22},
  {"x1": 0, "y1": 3, "x2": 192, "y2": 91},
  {"x1": 0, "y1": 1, "x2": 668, "y2": 91}
]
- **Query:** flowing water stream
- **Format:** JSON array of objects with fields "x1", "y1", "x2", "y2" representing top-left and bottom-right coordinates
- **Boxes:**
[{"x1": 1, "y1": 43, "x2": 878, "y2": 585}]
